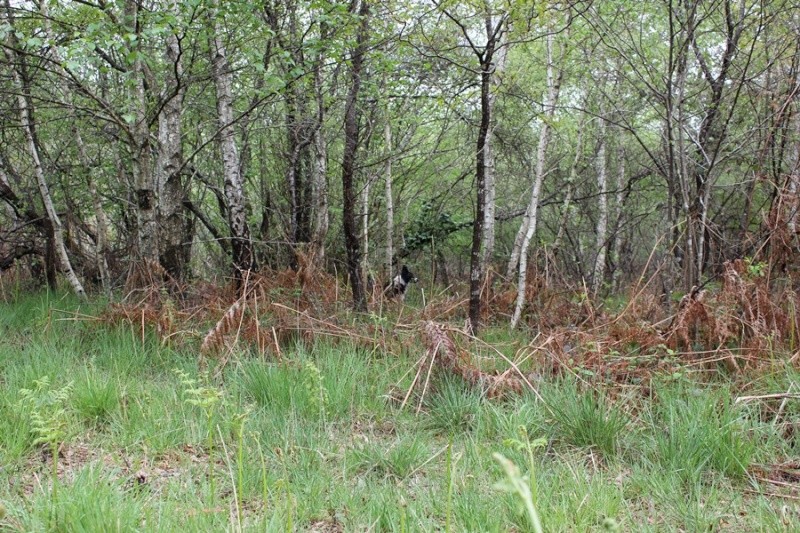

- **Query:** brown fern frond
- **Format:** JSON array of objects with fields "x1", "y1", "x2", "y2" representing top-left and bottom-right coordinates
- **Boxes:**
[
  {"x1": 200, "y1": 298, "x2": 245, "y2": 354},
  {"x1": 418, "y1": 321, "x2": 529, "y2": 399}
]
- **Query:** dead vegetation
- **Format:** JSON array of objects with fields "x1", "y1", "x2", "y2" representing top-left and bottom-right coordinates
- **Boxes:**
[{"x1": 55, "y1": 252, "x2": 795, "y2": 401}]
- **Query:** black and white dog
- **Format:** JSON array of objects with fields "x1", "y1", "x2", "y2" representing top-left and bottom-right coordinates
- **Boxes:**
[{"x1": 384, "y1": 265, "x2": 418, "y2": 300}]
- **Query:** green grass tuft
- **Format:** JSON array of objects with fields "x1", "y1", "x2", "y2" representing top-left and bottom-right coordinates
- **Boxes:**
[
  {"x1": 548, "y1": 381, "x2": 628, "y2": 458},
  {"x1": 426, "y1": 376, "x2": 484, "y2": 434}
]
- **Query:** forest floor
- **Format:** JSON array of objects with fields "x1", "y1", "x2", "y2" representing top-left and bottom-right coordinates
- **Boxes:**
[{"x1": 0, "y1": 288, "x2": 799, "y2": 531}]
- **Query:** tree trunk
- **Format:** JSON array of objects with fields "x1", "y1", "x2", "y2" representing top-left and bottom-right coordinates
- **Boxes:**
[
  {"x1": 341, "y1": 0, "x2": 370, "y2": 311},
  {"x1": 506, "y1": 30, "x2": 562, "y2": 280},
  {"x1": 510, "y1": 30, "x2": 559, "y2": 328},
  {"x1": 210, "y1": 2, "x2": 257, "y2": 284},
  {"x1": 78, "y1": 131, "x2": 112, "y2": 296},
  {"x1": 469, "y1": 53, "x2": 493, "y2": 333},
  {"x1": 157, "y1": 6, "x2": 190, "y2": 280},
  {"x1": 789, "y1": 112, "x2": 800, "y2": 251},
  {"x1": 592, "y1": 114, "x2": 608, "y2": 296},
  {"x1": 384, "y1": 116, "x2": 395, "y2": 277},
  {"x1": 553, "y1": 116, "x2": 585, "y2": 252},
  {"x1": 611, "y1": 144, "x2": 626, "y2": 293},
  {"x1": 311, "y1": 117, "x2": 329, "y2": 263},
  {"x1": 125, "y1": 0, "x2": 158, "y2": 264},
  {"x1": 480, "y1": 14, "x2": 508, "y2": 272},
  {"x1": 3, "y1": 45, "x2": 85, "y2": 298},
  {"x1": 360, "y1": 172, "x2": 374, "y2": 278},
  {"x1": 285, "y1": 94, "x2": 301, "y2": 255},
  {"x1": 310, "y1": 19, "x2": 329, "y2": 265},
  {"x1": 38, "y1": 0, "x2": 110, "y2": 294}
]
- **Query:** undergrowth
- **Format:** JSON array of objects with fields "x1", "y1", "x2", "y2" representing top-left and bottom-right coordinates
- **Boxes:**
[{"x1": 0, "y1": 290, "x2": 797, "y2": 531}]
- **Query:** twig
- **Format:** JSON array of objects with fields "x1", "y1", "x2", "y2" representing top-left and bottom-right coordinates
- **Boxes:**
[
  {"x1": 399, "y1": 353, "x2": 427, "y2": 411},
  {"x1": 755, "y1": 476, "x2": 800, "y2": 490},
  {"x1": 447, "y1": 325, "x2": 547, "y2": 407},
  {"x1": 743, "y1": 488, "x2": 800, "y2": 501},
  {"x1": 774, "y1": 382, "x2": 796, "y2": 424},
  {"x1": 417, "y1": 341, "x2": 439, "y2": 414},
  {"x1": 405, "y1": 443, "x2": 450, "y2": 482},
  {"x1": 735, "y1": 393, "x2": 800, "y2": 404}
]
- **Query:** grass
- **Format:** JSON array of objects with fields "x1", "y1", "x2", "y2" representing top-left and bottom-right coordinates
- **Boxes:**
[{"x1": 0, "y1": 291, "x2": 797, "y2": 531}]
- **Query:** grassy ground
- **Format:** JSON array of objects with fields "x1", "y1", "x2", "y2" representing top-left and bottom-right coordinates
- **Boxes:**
[{"x1": 0, "y1": 292, "x2": 798, "y2": 531}]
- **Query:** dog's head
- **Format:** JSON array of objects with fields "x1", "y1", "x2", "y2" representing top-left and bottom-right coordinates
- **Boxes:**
[{"x1": 400, "y1": 265, "x2": 418, "y2": 284}]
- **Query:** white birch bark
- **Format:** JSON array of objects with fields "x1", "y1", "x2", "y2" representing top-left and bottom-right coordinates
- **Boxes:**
[
  {"x1": 124, "y1": 0, "x2": 158, "y2": 263},
  {"x1": 480, "y1": 14, "x2": 508, "y2": 271},
  {"x1": 39, "y1": 2, "x2": 109, "y2": 294},
  {"x1": 73, "y1": 128, "x2": 111, "y2": 296},
  {"x1": 311, "y1": 123, "x2": 329, "y2": 261},
  {"x1": 674, "y1": 44, "x2": 694, "y2": 288},
  {"x1": 360, "y1": 174, "x2": 374, "y2": 275},
  {"x1": 210, "y1": 2, "x2": 256, "y2": 276},
  {"x1": 157, "y1": 0, "x2": 188, "y2": 278},
  {"x1": 592, "y1": 115, "x2": 608, "y2": 295},
  {"x1": 553, "y1": 121, "x2": 585, "y2": 250},
  {"x1": 506, "y1": 30, "x2": 562, "y2": 279},
  {"x1": 510, "y1": 30, "x2": 559, "y2": 328},
  {"x1": 0, "y1": 167, "x2": 16, "y2": 221},
  {"x1": 4, "y1": 47, "x2": 85, "y2": 298},
  {"x1": 311, "y1": 52, "x2": 329, "y2": 263}
]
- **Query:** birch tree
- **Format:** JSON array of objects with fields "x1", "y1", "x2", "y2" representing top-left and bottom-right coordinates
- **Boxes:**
[
  {"x1": 157, "y1": 0, "x2": 190, "y2": 280},
  {"x1": 384, "y1": 113, "x2": 395, "y2": 277},
  {"x1": 209, "y1": 1, "x2": 257, "y2": 283},
  {"x1": 341, "y1": 0, "x2": 370, "y2": 311},
  {"x1": 480, "y1": 12, "x2": 509, "y2": 273},
  {"x1": 510, "y1": 29, "x2": 561, "y2": 328},
  {"x1": 125, "y1": 0, "x2": 158, "y2": 263},
  {"x1": 434, "y1": 2, "x2": 508, "y2": 332},
  {"x1": 592, "y1": 112, "x2": 608, "y2": 295},
  {"x1": 2, "y1": 30, "x2": 85, "y2": 297}
]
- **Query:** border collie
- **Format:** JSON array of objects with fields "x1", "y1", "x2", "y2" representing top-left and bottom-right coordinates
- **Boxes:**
[{"x1": 384, "y1": 265, "x2": 418, "y2": 300}]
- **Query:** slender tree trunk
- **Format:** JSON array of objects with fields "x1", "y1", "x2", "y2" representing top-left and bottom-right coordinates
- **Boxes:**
[
  {"x1": 157, "y1": 5, "x2": 190, "y2": 280},
  {"x1": 341, "y1": 0, "x2": 370, "y2": 311},
  {"x1": 384, "y1": 116, "x2": 395, "y2": 277},
  {"x1": 38, "y1": 1, "x2": 110, "y2": 294},
  {"x1": 125, "y1": 0, "x2": 158, "y2": 263},
  {"x1": 210, "y1": 2, "x2": 257, "y2": 284},
  {"x1": 285, "y1": 94, "x2": 301, "y2": 253},
  {"x1": 311, "y1": 118, "x2": 329, "y2": 262},
  {"x1": 73, "y1": 127, "x2": 111, "y2": 296},
  {"x1": 592, "y1": 114, "x2": 608, "y2": 296},
  {"x1": 690, "y1": 0, "x2": 745, "y2": 279},
  {"x1": 661, "y1": 0, "x2": 683, "y2": 299},
  {"x1": 87, "y1": 172, "x2": 111, "y2": 296},
  {"x1": 360, "y1": 173, "x2": 374, "y2": 278},
  {"x1": 3, "y1": 46, "x2": 85, "y2": 298},
  {"x1": 789, "y1": 111, "x2": 800, "y2": 250},
  {"x1": 506, "y1": 31, "x2": 562, "y2": 279},
  {"x1": 310, "y1": 15, "x2": 329, "y2": 265},
  {"x1": 510, "y1": 31, "x2": 559, "y2": 328},
  {"x1": 611, "y1": 145, "x2": 626, "y2": 293},
  {"x1": 469, "y1": 53, "x2": 493, "y2": 333},
  {"x1": 553, "y1": 117, "x2": 585, "y2": 252},
  {"x1": 676, "y1": 62, "x2": 694, "y2": 290},
  {"x1": 480, "y1": 14, "x2": 508, "y2": 272}
]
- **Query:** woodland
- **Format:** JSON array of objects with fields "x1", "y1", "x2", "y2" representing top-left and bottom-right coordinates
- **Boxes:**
[{"x1": 1, "y1": 0, "x2": 800, "y2": 530}]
